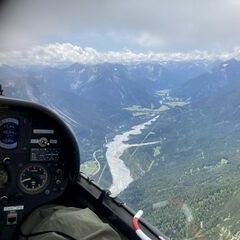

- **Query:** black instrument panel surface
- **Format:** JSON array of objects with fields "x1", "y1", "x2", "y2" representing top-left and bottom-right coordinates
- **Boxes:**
[{"x1": 0, "y1": 98, "x2": 80, "y2": 240}]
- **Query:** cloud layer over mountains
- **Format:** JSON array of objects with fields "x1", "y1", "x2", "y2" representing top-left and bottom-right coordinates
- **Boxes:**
[{"x1": 1, "y1": 43, "x2": 240, "y2": 66}]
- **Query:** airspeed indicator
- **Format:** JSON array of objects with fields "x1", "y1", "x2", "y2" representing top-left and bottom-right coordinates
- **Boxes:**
[{"x1": 18, "y1": 164, "x2": 50, "y2": 194}]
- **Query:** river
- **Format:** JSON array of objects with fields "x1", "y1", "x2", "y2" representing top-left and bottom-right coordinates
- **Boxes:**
[{"x1": 105, "y1": 115, "x2": 160, "y2": 196}]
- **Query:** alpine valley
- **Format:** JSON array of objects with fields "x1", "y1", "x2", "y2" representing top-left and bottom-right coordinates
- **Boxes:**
[{"x1": 1, "y1": 58, "x2": 240, "y2": 239}]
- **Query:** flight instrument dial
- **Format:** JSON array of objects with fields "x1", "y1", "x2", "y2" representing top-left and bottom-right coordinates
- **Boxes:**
[
  {"x1": 0, "y1": 118, "x2": 19, "y2": 149},
  {"x1": 18, "y1": 164, "x2": 50, "y2": 194}
]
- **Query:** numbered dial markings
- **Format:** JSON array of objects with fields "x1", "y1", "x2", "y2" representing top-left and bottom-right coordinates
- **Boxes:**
[{"x1": 18, "y1": 164, "x2": 50, "y2": 194}]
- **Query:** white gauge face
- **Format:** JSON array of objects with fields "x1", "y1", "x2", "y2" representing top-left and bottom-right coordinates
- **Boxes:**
[
  {"x1": 0, "y1": 118, "x2": 19, "y2": 150},
  {"x1": 18, "y1": 164, "x2": 50, "y2": 194}
]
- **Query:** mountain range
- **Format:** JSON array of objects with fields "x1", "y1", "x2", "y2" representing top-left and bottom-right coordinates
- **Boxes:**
[
  {"x1": 0, "y1": 60, "x2": 215, "y2": 158},
  {"x1": 1, "y1": 58, "x2": 240, "y2": 239}
]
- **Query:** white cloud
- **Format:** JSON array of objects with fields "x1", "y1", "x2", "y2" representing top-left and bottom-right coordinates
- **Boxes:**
[
  {"x1": 231, "y1": 0, "x2": 240, "y2": 5},
  {"x1": 1, "y1": 0, "x2": 240, "y2": 52},
  {"x1": 0, "y1": 43, "x2": 240, "y2": 66},
  {"x1": 130, "y1": 33, "x2": 164, "y2": 48}
]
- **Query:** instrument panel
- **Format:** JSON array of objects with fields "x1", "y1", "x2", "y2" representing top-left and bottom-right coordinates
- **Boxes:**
[
  {"x1": 0, "y1": 98, "x2": 80, "y2": 240},
  {"x1": 0, "y1": 113, "x2": 67, "y2": 196}
]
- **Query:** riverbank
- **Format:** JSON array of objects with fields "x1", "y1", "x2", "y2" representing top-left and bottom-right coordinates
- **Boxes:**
[{"x1": 106, "y1": 115, "x2": 159, "y2": 196}]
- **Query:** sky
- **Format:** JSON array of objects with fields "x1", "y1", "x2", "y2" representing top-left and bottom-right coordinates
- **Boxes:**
[{"x1": 0, "y1": 0, "x2": 240, "y2": 65}]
